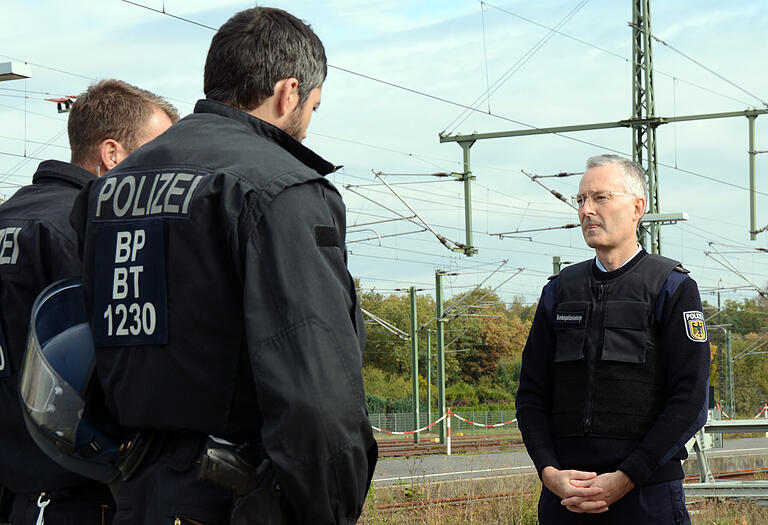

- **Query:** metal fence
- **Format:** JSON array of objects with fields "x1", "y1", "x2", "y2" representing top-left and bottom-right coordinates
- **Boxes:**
[{"x1": 369, "y1": 410, "x2": 518, "y2": 433}]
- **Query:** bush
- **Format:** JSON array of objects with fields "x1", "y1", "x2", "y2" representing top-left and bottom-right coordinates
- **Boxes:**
[
  {"x1": 366, "y1": 393, "x2": 387, "y2": 414},
  {"x1": 445, "y1": 381, "x2": 514, "y2": 408},
  {"x1": 362, "y1": 365, "x2": 411, "y2": 399},
  {"x1": 387, "y1": 395, "x2": 429, "y2": 413},
  {"x1": 446, "y1": 381, "x2": 479, "y2": 407}
]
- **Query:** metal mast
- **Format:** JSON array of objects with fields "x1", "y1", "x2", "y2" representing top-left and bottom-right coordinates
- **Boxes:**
[{"x1": 632, "y1": 0, "x2": 660, "y2": 253}]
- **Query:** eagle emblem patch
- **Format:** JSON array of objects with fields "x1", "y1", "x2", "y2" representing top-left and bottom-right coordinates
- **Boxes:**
[{"x1": 683, "y1": 311, "x2": 708, "y2": 342}]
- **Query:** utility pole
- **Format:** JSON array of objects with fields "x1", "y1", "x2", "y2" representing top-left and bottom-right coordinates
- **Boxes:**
[
  {"x1": 435, "y1": 270, "x2": 447, "y2": 443},
  {"x1": 725, "y1": 328, "x2": 735, "y2": 417},
  {"x1": 552, "y1": 256, "x2": 562, "y2": 276},
  {"x1": 456, "y1": 142, "x2": 477, "y2": 256},
  {"x1": 748, "y1": 115, "x2": 757, "y2": 239},
  {"x1": 426, "y1": 329, "x2": 432, "y2": 425},
  {"x1": 409, "y1": 287, "x2": 420, "y2": 443},
  {"x1": 711, "y1": 324, "x2": 735, "y2": 417},
  {"x1": 717, "y1": 279, "x2": 724, "y2": 405}
]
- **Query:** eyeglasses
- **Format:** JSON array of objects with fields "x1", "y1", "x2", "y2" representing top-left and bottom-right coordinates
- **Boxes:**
[{"x1": 571, "y1": 190, "x2": 636, "y2": 208}]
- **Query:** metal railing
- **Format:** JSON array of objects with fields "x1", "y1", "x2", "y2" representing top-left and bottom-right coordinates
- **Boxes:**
[{"x1": 685, "y1": 406, "x2": 768, "y2": 500}]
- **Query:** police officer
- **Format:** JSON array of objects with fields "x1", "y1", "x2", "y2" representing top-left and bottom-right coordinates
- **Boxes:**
[
  {"x1": 0, "y1": 79, "x2": 176, "y2": 524},
  {"x1": 70, "y1": 7, "x2": 377, "y2": 525},
  {"x1": 515, "y1": 154, "x2": 710, "y2": 524}
]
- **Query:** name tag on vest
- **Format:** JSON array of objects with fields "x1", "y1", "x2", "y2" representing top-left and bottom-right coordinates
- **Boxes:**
[{"x1": 556, "y1": 312, "x2": 583, "y2": 323}]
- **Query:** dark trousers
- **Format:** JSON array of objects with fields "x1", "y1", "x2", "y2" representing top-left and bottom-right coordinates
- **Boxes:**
[
  {"x1": 112, "y1": 434, "x2": 233, "y2": 525},
  {"x1": 538, "y1": 479, "x2": 690, "y2": 525},
  {"x1": 10, "y1": 483, "x2": 114, "y2": 525}
]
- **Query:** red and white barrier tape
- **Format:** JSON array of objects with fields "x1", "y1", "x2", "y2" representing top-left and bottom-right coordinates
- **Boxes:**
[
  {"x1": 449, "y1": 411, "x2": 517, "y2": 428},
  {"x1": 371, "y1": 413, "x2": 448, "y2": 435},
  {"x1": 371, "y1": 410, "x2": 517, "y2": 435},
  {"x1": 716, "y1": 404, "x2": 734, "y2": 420},
  {"x1": 716, "y1": 403, "x2": 768, "y2": 420}
]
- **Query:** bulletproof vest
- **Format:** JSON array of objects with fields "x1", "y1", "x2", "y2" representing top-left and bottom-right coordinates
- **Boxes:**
[{"x1": 550, "y1": 254, "x2": 679, "y2": 440}]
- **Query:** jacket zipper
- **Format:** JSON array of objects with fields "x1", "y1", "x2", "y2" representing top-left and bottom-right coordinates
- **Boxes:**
[{"x1": 584, "y1": 281, "x2": 606, "y2": 434}]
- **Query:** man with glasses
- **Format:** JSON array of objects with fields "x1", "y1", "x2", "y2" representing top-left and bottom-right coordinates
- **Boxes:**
[{"x1": 516, "y1": 154, "x2": 710, "y2": 524}]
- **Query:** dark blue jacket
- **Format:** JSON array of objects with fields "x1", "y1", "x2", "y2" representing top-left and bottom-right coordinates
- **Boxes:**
[
  {"x1": 516, "y1": 250, "x2": 710, "y2": 486},
  {"x1": 70, "y1": 100, "x2": 376, "y2": 524},
  {"x1": 0, "y1": 160, "x2": 109, "y2": 496}
]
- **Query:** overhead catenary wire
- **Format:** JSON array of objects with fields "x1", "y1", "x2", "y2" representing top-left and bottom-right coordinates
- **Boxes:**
[
  {"x1": 0, "y1": 135, "x2": 69, "y2": 151},
  {"x1": 494, "y1": 223, "x2": 580, "y2": 236},
  {"x1": 417, "y1": 261, "x2": 510, "y2": 331},
  {"x1": 480, "y1": 1, "x2": 492, "y2": 114},
  {"x1": 443, "y1": 259, "x2": 509, "y2": 316},
  {"x1": 15, "y1": 0, "x2": 752, "y2": 308},
  {"x1": 445, "y1": 268, "x2": 525, "y2": 322},
  {"x1": 0, "y1": 151, "x2": 46, "y2": 162},
  {"x1": 0, "y1": 53, "x2": 95, "y2": 81},
  {"x1": 0, "y1": 128, "x2": 68, "y2": 183},
  {"x1": 521, "y1": 169, "x2": 578, "y2": 210},
  {"x1": 349, "y1": 215, "x2": 417, "y2": 229},
  {"x1": 733, "y1": 330, "x2": 768, "y2": 362},
  {"x1": 445, "y1": 0, "x2": 590, "y2": 133},
  {"x1": 480, "y1": 2, "x2": 753, "y2": 107},
  {"x1": 110, "y1": 0, "x2": 767, "y2": 199},
  {"x1": 634, "y1": 25, "x2": 768, "y2": 109},
  {"x1": 360, "y1": 307, "x2": 410, "y2": 340},
  {"x1": 347, "y1": 229, "x2": 428, "y2": 245},
  {"x1": 372, "y1": 171, "x2": 467, "y2": 252},
  {"x1": 704, "y1": 242, "x2": 768, "y2": 299},
  {"x1": 343, "y1": 177, "x2": 576, "y2": 220}
]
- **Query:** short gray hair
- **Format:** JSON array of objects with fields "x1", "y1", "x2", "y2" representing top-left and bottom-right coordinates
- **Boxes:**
[{"x1": 586, "y1": 154, "x2": 647, "y2": 203}]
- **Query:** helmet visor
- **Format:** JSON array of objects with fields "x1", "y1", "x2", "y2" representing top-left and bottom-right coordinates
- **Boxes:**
[
  {"x1": 21, "y1": 328, "x2": 85, "y2": 445},
  {"x1": 20, "y1": 281, "x2": 92, "y2": 447}
]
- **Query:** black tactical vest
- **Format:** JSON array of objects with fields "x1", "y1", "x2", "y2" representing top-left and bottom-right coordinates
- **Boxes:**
[{"x1": 550, "y1": 254, "x2": 680, "y2": 440}]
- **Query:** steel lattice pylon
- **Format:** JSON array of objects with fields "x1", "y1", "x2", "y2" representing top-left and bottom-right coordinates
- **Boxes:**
[{"x1": 632, "y1": 0, "x2": 661, "y2": 253}]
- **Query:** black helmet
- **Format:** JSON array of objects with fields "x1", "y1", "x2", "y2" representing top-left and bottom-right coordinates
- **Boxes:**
[{"x1": 19, "y1": 278, "x2": 122, "y2": 483}]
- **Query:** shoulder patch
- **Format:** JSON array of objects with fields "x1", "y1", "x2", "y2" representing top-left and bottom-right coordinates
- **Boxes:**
[
  {"x1": 683, "y1": 311, "x2": 707, "y2": 342},
  {"x1": 673, "y1": 264, "x2": 690, "y2": 274}
]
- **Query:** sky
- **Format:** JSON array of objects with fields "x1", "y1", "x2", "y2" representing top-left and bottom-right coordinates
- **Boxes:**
[{"x1": 1, "y1": 0, "x2": 767, "y2": 312}]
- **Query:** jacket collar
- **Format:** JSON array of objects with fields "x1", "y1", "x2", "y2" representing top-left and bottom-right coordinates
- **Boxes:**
[
  {"x1": 194, "y1": 99, "x2": 338, "y2": 176},
  {"x1": 591, "y1": 248, "x2": 649, "y2": 282},
  {"x1": 32, "y1": 160, "x2": 96, "y2": 189}
]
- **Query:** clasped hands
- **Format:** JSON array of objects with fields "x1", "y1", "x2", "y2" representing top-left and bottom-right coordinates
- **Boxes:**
[{"x1": 541, "y1": 466, "x2": 635, "y2": 514}]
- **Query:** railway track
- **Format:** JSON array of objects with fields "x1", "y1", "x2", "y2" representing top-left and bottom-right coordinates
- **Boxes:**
[
  {"x1": 371, "y1": 467, "x2": 768, "y2": 515},
  {"x1": 376, "y1": 433, "x2": 525, "y2": 457}
]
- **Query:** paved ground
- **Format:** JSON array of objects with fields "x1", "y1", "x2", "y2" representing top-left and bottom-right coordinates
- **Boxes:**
[{"x1": 373, "y1": 436, "x2": 768, "y2": 486}]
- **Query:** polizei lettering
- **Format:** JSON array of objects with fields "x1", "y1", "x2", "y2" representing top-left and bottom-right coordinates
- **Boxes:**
[
  {"x1": 95, "y1": 172, "x2": 203, "y2": 220},
  {"x1": 0, "y1": 227, "x2": 21, "y2": 265}
]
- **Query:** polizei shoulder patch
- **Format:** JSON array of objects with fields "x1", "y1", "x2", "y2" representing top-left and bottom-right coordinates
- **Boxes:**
[{"x1": 683, "y1": 311, "x2": 708, "y2": 342}]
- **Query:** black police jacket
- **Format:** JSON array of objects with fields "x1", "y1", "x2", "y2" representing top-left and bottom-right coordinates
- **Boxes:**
[
  {"x1": 551, "y1": 255, "x2": 679, "y2": 440},
  {"x1": 70, "y1": 99, "x2": 377, "y2": 524},
  {"x1": 0, "y1": 160, "x2": 107, "y2": 494}
]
